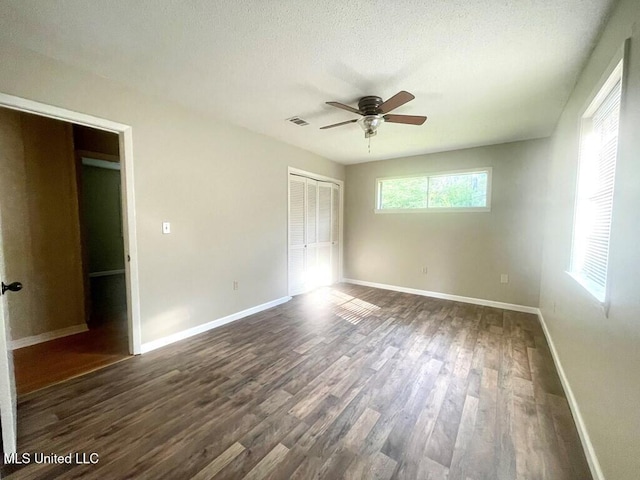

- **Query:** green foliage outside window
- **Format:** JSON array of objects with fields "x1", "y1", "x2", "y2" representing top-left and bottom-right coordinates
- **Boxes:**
[
  {"x1": 379, "y1": 177, "x2": 428, "y2": 209},
  {"x1": 428, "y1": 173, "x2": 487, "y2": 208},
  {"x1": 377, "y1": 170, "x2": 489, "y2": 210}
]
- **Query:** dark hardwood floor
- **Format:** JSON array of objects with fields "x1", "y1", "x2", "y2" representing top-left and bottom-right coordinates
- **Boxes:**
[{"x1": 2, "y1": 284, "x2": 591, "y2": 479}]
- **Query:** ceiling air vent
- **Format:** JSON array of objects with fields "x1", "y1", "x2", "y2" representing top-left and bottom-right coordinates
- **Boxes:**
[{"x1": 287, "y1": 116, "x2": 309, "y2": 126}]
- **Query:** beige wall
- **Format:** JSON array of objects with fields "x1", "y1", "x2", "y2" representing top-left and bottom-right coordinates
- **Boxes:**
[
  {"x1": 538, "y1": 0, "x2": 640, "y2": 478},
  {"x1": 344, "y1": 139, "x2": 548, "y2": 307},
  {"x1": 0, "y1": 109, "x2": 85, "y2": 339},
  {"x1": 0, "y1": 42, "x2": 344, "y2": 345}
]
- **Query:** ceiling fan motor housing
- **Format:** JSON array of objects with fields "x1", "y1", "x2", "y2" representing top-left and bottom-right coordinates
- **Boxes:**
[{"x1": 358, "y1": 96, "x2": 383, "y2": 115}]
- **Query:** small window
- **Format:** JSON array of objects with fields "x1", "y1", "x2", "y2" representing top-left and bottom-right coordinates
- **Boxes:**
[
  {"x1": 376, "y1": 168, "x2": 492, "y2": 213},
  {"x1": 570, "y1": 60, "x2": 623, "y2": 302}
]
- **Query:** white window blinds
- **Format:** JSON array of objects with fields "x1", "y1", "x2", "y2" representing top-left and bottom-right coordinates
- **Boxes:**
[{"x1": 571, "y1": 63, "x2": 622, "y2": 302}]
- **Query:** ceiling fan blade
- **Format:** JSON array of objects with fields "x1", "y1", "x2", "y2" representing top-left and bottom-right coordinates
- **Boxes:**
[
  {"x1": 320, "y1": 119, "x2": 358, "y2": 129},
  {"x1": 384, "y1": 114, "x2": 427, "y2": 125},
  {"x1": 326, "y1": 101, "x2": 362, "y2": 115},
  {"x1": 378, "y1": 91, "x2": 415, "y2": 114}
]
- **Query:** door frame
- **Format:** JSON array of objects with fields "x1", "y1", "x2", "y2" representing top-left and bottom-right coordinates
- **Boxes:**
[
  {"x1": 287, "y1": 167, "x2": 344, "y2": 296},
  {"x1": 0, "y1": 92, "x2": 142, "y2": 355}
]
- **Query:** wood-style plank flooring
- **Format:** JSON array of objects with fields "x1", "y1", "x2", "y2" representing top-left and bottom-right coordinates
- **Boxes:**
[
  {"x1": 2, "y1": 284, "x2": 591, "y2": 479},
  {"x1": 13, "y1": 317, "x2": 130, "y2": 396},
  {"x1": 13, "y1": 273, "x2": 130, "y2": 395}
]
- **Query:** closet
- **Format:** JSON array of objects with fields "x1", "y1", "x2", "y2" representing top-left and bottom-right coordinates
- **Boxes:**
[{"x1": 288, "y1": 173, "x2": 341, "y2": 296}]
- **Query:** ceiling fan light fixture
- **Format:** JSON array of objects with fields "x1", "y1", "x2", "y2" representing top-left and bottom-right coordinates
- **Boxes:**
[
  {"x1": 358, "y1": 114, "x2": 384, "y2": 138},
  {"x1": 321, "y1": 91, "x2": 426, "y2": 136}
]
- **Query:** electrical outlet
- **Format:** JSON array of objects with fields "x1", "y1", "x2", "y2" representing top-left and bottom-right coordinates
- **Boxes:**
[
  {"x1": 421, "y1": 266, "x2": 428, "y2": 274},
  {"x1": 500, "y1": 274, "x2": 509, "y2": 284},
  {"x1": 233, "y1": 281, "x2": 238, "y2": 291}
]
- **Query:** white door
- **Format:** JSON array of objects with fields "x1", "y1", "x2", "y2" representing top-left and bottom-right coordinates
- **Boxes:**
[
  {"x1": 0, "y1": 215, "x2": 18, "y2": 454},
  {"x1": 305, "y1": 179, "x2": 319, "y2": 289},
  {"x1": 317, "y1": 182, "x2": 333, "y2": 286},
  {"x1": 288, "y1": 173, "x2": 341, "y2": 295},
  {"x1": 288, "y1": 175, "x2": 307, "y2": 296},
  {"x1": 331, "y1": 183, "x2": 341, "y2": 283}
]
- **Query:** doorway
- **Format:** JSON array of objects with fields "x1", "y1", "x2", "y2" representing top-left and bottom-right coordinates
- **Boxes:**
[
  {"x1": 0, "y1": 110, "x2": 130, "y2": 395},
  {"x1": 0, "y1": 92, "x2": 141, "y2": 453}
]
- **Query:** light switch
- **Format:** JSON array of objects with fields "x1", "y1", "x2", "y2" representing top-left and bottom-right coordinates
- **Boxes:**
[
  {"x1": 162, "y1": 222, "x2": 171, "y2": 234},
  {"x1": 500, "y1": 274, "x2": 509, "y2": 284}
]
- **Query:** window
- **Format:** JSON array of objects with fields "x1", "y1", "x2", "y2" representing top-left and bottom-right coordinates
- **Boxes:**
[
  {"x1": 570, "y1": 60, "x2": 623, "y2": 302},
  {"x1": 375, "y1": 167, "x2": 492, "y2": 213}
]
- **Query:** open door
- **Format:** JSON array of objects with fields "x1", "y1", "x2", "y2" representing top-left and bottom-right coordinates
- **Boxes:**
[{"x1": 0, "y1": 215, "x2": 18, "y2": 454}]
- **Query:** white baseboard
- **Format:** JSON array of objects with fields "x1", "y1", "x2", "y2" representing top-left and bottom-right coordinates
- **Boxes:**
[
  {"x1": 342, "y1": 278, "x2": 539, "y2": 314},
  {"x1": 536, "y1": 310, "x2": 604, "y2": 480},
  {"x1": 140, "y1": 296, "x2": 292, "y2": 354},
  {"x1": 12, "y1": 324, "x2": 89, "y2": 350}
]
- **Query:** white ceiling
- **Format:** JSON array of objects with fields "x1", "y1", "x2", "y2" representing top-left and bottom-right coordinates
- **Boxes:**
[{"x1": 0, "y1": 0, "x2": 616, "y2": 164}]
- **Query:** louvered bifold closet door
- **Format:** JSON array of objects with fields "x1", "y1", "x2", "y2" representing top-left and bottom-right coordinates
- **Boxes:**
[
  {"x1": 288, "y1": 175, "x2": 307, "y2": 295},
  {"x1": 317, "y1": 182, "x2": 333, "y2": 286},
  {"x1": 331, "y1": 184, "x2": 340, "y2": 283},
  {"x1": 305, "y1": 179, "x2": 319, "y2": 289}
]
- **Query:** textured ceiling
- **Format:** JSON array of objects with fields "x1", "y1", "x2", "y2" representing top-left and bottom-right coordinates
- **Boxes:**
[{"x1": 0, "y1": 0, "x2": 615, "y2": 164}]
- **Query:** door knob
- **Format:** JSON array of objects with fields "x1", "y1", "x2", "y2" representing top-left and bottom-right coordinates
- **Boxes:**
[{"x1": 1, "y1": 282, "x2": 22, "y2": 295}]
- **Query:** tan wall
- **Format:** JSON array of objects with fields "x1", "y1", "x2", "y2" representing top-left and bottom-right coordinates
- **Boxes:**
[
  {"x1": 0, "y1": 42, "x2": 344, "y2": 345},
  {"x1": 344, "y1": 139, "x2": 548, "y2": 307},
  {"x1": 0, "y1": 109, "x2": 85, "y2": 339},
  {"x1": 538, "y1": 0, "x2": 640, "y2": 478}
]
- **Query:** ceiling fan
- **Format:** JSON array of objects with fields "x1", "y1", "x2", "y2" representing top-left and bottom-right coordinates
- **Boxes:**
[{"x1": 320, "y1": 91, "x2": 427, "y2": 138}]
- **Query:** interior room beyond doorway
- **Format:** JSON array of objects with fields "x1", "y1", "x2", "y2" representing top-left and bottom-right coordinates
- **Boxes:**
[{"x1": 0, "y1": 109, "x2": 131, "y2": 395}]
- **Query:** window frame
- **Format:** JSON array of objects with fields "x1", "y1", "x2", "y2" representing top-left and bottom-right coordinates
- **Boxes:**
[
  {"x1": 568, "y1": 58, "x2": 624, "y2": 304},
  {"x1": 374, "y1": 167, "x2": 493, "y2": 214}
]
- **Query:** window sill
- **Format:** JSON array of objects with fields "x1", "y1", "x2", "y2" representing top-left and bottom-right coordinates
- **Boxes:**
[
  {"x1": 565, "y1": 271, "x2": 606, "y2": 304},
  {"x1": 374, "y1": 207, "x2": 491, "y2": 214}
]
